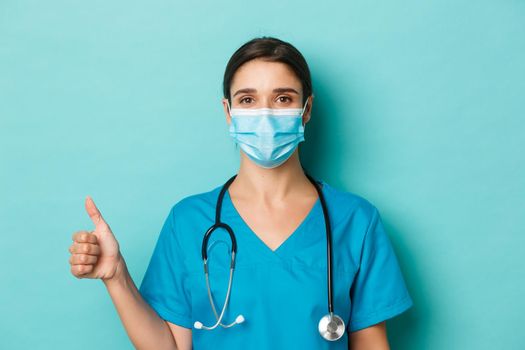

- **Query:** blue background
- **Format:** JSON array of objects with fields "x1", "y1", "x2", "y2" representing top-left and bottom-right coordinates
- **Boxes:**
[{"x1": 1, "y1": 0, "x2": 524, "y2": 349}]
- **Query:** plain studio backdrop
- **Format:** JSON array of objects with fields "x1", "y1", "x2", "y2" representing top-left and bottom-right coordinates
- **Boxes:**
[{"x1": 1, "y1": 0, "x2": 523, "y2": 349}]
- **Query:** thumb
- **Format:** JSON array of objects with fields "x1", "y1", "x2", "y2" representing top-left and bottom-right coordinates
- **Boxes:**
[{"x1": 85, "y1": 195, "x2": 109, "y2": 229}]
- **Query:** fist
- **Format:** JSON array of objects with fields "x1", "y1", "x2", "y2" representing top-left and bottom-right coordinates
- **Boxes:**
[{"x1": 69, "y1": 196, "x2": 123, "y2": 280}]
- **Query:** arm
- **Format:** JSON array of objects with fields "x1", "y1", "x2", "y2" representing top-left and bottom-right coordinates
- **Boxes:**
[
  {"x1": 347, "y1": 206, "x2": 413, "y2": 349},
  {"x1": 103, "y1": 255, "x2": 192, "y2": 350},
  {"x1": 349, "y1": 321, "x2": 389, "y2": 350},
  {"x1": 69, "y1": 196, "x2": 192, "y2": 350}
]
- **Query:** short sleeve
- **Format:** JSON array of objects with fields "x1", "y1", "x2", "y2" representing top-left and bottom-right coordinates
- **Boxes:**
[
  {"x1": 139, "y1": 206, "x2": 192, "y2": 328},
  {"x1": 348, "y1": 206, "x2": 413, "y2": 332}
]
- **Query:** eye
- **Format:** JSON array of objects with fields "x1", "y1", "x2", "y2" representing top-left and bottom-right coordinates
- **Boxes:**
[
  {"x1": 239, "y1": 96, "x2": 254, "y2": 104},
  {"x1": 277, "y1": 96, "x2": 292, "y2": 103}
]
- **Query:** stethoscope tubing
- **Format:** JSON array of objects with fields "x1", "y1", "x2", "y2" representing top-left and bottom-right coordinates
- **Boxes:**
[
  {"x1": 196, "y1": 171, "x2": 344, "y2": 340},
  {"x1": 303, "y1": 172, "x2": 335, "y2": 316}
]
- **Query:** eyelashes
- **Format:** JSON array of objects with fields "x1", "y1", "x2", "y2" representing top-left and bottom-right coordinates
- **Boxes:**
[
  {"x1": 239, "y1": 96, "x2": 254, "y2": 104},
  {"x1": 238, "y1": 95, "x2": 293, "y2": 105}
]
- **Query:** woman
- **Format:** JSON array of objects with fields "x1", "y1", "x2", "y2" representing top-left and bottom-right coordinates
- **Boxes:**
[{"x1": 68, "y1": 36, "x2": 413, "y2": 349}]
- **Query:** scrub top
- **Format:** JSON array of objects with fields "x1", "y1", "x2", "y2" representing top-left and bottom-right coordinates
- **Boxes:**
[{"x1": 139, "y1": 178, "x2": 413, "y2": 349}]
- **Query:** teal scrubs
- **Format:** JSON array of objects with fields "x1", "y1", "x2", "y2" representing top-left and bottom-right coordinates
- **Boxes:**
[{"x1": 139, "y1": 178, "x2": 413, "y2": 349}]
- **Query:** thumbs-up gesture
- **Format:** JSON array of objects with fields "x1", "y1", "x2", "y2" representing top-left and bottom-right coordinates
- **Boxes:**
[{"x1": 69, "y1": 196, "x2": 124, "y2": 281}]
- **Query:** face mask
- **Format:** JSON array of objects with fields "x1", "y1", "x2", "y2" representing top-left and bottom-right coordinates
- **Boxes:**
[{"x1": 227, "y1": 100, "x2": 308, "y2": 169}]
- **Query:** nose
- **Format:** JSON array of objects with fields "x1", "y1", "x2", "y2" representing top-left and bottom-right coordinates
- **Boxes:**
[{"x1": 260, "y1": 97, "x2": 272, "y2": 109}]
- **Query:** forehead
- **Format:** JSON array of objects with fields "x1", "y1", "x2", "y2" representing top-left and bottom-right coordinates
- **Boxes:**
[{"x1": 230, "y1": 59, "x2": 302, "y2": 91}]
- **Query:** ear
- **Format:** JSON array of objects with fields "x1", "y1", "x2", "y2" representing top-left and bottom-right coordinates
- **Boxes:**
[
  {"x1": 222, "y1": 98, "x2": 232, "y2": 125},
  {"x1": 302, "y1": 95, "x2": 314, "y2": 125}
]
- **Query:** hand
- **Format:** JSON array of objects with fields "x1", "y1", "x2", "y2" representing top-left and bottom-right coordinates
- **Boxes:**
[{"x1": 69, "y1": 196, "x2": 124, "y2": 281}]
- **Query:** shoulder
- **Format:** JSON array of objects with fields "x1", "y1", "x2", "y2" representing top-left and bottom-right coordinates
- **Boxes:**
[
  {"x1": 168, "y1": 182, "x2": 223, "y2": 219},
  {"x1": 158, "y1": 183, "x2": 223, "y2": 248},
  {"x1": 320, "y1": 179, "x2": 379, "y2": 227},
  {"x1": 320, "y1": 180, "x2": 384, "y2": 264}
]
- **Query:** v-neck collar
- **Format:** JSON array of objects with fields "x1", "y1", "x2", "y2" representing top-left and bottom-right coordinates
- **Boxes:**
[{"x1": 222, "y1": 181, "x2": 325, "y2": 259}]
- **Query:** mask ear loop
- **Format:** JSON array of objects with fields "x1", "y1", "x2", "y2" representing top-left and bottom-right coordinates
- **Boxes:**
[
  {"x1": 300, "y1": 98, "x2": 309, "y2": 117},
  {"x1": 226, "y1": 99, "x2": 232, "y2": 117},
  {"x1": 300, "y1": 98, "x2": 309, "y2": 127}
]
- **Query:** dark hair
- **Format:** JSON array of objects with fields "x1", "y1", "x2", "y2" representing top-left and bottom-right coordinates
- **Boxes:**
[{"x1": 223, "y1": 36, "x2": 313, "y2": 105}]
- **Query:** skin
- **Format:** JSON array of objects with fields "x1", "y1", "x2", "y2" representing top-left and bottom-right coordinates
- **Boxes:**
[{"x1": 68, "y1": 58, "x2": 390, "y2": 350}]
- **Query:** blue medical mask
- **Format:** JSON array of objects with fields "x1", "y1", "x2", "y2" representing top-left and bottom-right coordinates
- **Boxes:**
[{"x1": 227, "y1": 100, "x2": 308, "y2": 169}]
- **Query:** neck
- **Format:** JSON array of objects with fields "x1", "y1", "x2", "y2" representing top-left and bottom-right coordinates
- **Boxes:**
[{"x1": 230, "y1": 149, "x2": 314, "y2": 202}]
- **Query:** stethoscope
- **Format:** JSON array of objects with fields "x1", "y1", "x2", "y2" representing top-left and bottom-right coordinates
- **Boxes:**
[{"x1": 193, "y1": 172, "x2": 346, "y2": 341}]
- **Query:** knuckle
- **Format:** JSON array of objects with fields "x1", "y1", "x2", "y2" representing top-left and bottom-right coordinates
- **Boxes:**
[{"x1": 72, "y1": 231, "x2": 82, "y2": 241}]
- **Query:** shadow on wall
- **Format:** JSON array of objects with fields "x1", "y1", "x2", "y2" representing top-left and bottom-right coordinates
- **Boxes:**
[
  {"x1": 383, "y1": 219, "x2": 423, "y2": 349},
  {"x1": 300, "y1": 63, "x2": 375, "y2": 189},
  {"x1": 300, "y1": 71, "x2": 347, "y2": 186},
  {"x1": 300, "y1": 71, "x2": 423, "y2": 348}
]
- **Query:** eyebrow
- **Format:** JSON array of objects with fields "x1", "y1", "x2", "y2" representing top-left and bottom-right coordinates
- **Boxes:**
[{"x1": 232, "y1": 87, "x2": 300, "y2": 97}]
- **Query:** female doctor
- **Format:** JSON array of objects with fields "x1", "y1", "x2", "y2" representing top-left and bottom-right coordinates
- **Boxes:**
[{"x1": 68, "y1": 37, "x2": 413, "y2": 349}]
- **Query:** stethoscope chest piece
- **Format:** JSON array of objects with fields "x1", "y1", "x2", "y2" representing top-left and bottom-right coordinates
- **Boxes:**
[{"x1": 318, "y1": 313, "x2": 345, "y2": 341}]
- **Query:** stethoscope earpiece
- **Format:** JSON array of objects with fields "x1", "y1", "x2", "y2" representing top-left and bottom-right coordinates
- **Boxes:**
[
  {"x1": 193, "y1": 314, "x2": 244, "y2": 330},
  {"x1": 235, "y1": 315, "x2": 245, "y2": 324}
]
